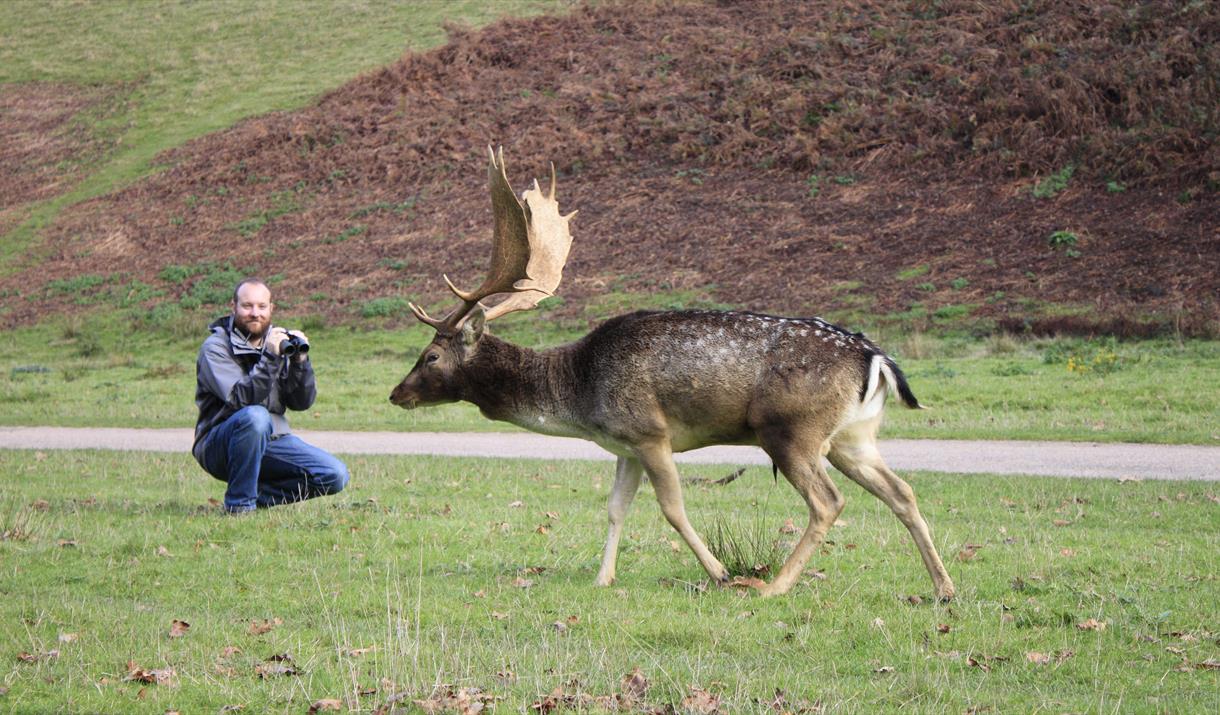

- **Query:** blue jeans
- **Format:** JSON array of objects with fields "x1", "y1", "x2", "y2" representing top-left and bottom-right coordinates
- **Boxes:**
[{"x1": 199, "y1": 406, "x2": 349, "y2": 512}]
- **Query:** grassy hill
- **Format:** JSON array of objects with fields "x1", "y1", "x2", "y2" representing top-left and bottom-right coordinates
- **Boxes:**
[{"x1": 1, "y1": 0, "x2": 1217, "y2": 338}]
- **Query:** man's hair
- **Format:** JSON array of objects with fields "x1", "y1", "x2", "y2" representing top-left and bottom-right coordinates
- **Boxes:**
[{"x1": 233, "y1": 277, "x2": 271, "y2": 304}]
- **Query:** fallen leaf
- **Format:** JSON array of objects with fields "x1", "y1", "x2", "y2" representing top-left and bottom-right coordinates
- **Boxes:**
[
  {"x1": 496, "y1": 669, "x2": 516, "y2": 683},
  {"x1": 168, "y1": 619, "x2": 190, "y2": 638},
  {"x1": 544, "y1": 511, "x2": 560, "y2": 520},
  {"x1": 1196, "y1": 659, "x2": 1220, "y2": 670},
  {"x1": 1052, "y1": 519, "x2": 1071, "y2": 527},
  {"x1": 490, "y1": 611, "x2": 509, "y2": 620},
  {"x1": 255, "y1": 662, "x2": 299, "y2": 679},
  {"x1": 124, "y1": 664, "x2": 175, "y2": 684},
  {"x1": 957, "y1": 544, "x2": 982, "y2": 562},
  {"x1": 551, "y1": 621, "x2": 569, "y2": 634},
  {"x1": 31, "y1": 499, "x2": 50, "y2": 511},
  {"x1": 778, "y1": 518, "x2": 799, "y2": 534},
  {"x1": 1077, "y1": 618, "x2": 1107, "y2": 631},
  {"x1": 248, "y1": 618, "x2": 282, "y2": 635},
  {"x1": 219, "y1": 705, "x2": 245, "y2": 713},
  {"x1": 473, "y1": 590, "x2": 486, "y2": 599},
  {"x1": 308, "y1": 699, "x2": 343, "y2": 713},
  {"x1": 523, "y1": 566, "x2": 546, "y2": 575},
  {"x1": 509, "y1": 500, "x2": 524, "y2": 508},
  {"x1": 873, "y1": 666, "x2": 895, "y2": 674},
  {"x1": 57, "y1": 539, "x2": 78, "y2": 547},
  {"x1": 871, "y1": 617, "x2": 885, "y2": 629},
  {"x1": 728, "y1": 575, "x2": 767, "y2": 590},
  {"x1": 57, "y1": 633, "x2": 78, "y2": 643},
  {"x1": 413, "y1": 686, "x2": 497, "y2": 714},
  {"x1": 620, "y1": 667, "x2": 650, "y2": 701},
  {"x1": 1025, "y1": 651, "x2": 1051, "y2": 665},
  {"x1": 535, "y1": 525, "x2": 550, "y2": 535},
  {"x1": 936, "y1": 623, "x2": 951, "y2": 634},
  {"x1": 907, "y1": 595, "x2": 923, "y2": 606},
  {"x1": 219, "y1": 646, "x2": 242, "y2": 658},
  {"x1": 345, "y1": 646, "x2": 375, "y2": 657},
  {"x1": 681, "y1": 685, "x2": 721, "y2": 714},
  {"x1": 1060, "y1": 548, "x2": 1075, "y2": 557},
  {"x1": 156, "y1": 545, "x2": 172, "y2": 557},
  {"x1": 207, "y1": 498, "x2": 222, "y2": 508},
  {"x1": 513, "y1": 577, "x2": 533, "y2": 589}
]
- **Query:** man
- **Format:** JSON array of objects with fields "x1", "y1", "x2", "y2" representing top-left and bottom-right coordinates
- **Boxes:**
[{"x1": 193, "y1": 278, "x2": 349, "y2": 513}]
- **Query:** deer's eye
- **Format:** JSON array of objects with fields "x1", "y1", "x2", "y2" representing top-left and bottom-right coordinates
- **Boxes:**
[{"x1": 425, "y1": 352, "x2": 440, "y2": 364}]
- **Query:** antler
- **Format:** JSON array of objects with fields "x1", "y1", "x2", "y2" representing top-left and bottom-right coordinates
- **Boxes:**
[{"x1": 408, "y1": 146, "x2": 576, "y2": 331}]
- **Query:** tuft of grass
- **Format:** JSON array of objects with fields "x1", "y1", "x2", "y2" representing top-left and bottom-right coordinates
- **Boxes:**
[
  {"x1": 1032, "y1": 164, "x2": 1075, "y2": 199},
  {"x1": 358, "y1": 296, "x2": 413, "y2": 319},
  {"x1": 896, "y1": 264, "x2": 931, "y2": 281}
]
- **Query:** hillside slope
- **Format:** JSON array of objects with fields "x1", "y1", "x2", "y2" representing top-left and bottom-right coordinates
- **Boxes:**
[{"x1": 2, "y1": 0, "x2": 1217, "y2": 335}]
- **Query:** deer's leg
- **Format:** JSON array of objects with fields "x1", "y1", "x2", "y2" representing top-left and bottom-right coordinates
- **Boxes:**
[
  {"x1": 757, "y1": 434, "x2": 844, "y2": 597},
  {"x1": 634, "y1": 442, "x2": 729, "y2": 584},
  {"x1": 595, "y1": 456, "x2": 644, "y2": 586},
  {"x1": 828, "y1": 419, "x2": 956, "y2": 601}
]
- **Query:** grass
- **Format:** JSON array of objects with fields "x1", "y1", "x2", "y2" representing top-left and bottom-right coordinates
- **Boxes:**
[
  {"x1": 2, "y1": 310, "x2": 1218, "y2": 444},
  {"x1": 2, "y1": 449, "x2": 1217, "y2": 712},
  {"x1": 0, "y1": 0, "x2": 566, "y2": 271}
]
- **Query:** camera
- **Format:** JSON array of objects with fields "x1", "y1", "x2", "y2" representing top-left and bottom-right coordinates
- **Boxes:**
[{"x1": 280, "y1": 334, "x2": 310, "y2": 358}]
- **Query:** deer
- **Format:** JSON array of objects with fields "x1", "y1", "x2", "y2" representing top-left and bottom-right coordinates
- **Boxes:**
[{"x1": 389, "y1": 147, "x2": 956, "y2": 600}]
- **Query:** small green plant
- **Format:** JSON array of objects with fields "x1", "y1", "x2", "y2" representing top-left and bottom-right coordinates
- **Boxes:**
[
  {"x1": 990, "y1": 362, "x2": 1033, "y2": 376},
  {"x1": 378, "y1": 258, "x2": 409, "y2": 271},
  {"x1": 323, "y1": 224, "x2": 366, "y2": 244},
  {"x1": 1048, "y1": 230, "x2": 1078, "y2": 249},
  {"x1": 833, "y1": 174, "x2": 856, "y2": 185},
  {"x1": 896, "y1": 264, "x2": 930, "y2": 281},
  {"x1": 675, "y1": 168, "x2": 704, "y2": 185},
  {"x1": 705, "y1": 513, "x2": 784, "y2": 580},
  {"x1": 917, "y1": 282, "x2": 936, "y2": 292},
  {"x1": 1106, "y1": 180, "x2": 1126, "y2": 193},
  {"x1": 358, "y1": 296, "x2": 412, "y2": 318},
  {"x1": 805, "y1": 174, "x2": 822, "y2": 197},
  {"x1": 1032, "y1": 164, "x2": 1075, "y2": 199},
  {"x1": 950, "y1": 277, "x2": 969, "y2": 290},
  {"x1": 349, "y1": 197, "x2": 417, "y2": 219}
]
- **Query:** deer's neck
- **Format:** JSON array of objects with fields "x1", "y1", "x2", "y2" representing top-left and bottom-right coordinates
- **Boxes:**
[{"x1": 458, "y1": 336, "x2": 582, "y2": 436}]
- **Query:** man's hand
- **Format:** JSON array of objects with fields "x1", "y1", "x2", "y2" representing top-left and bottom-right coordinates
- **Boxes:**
[{"x1": 265, "y1": 327, "x2": 290, "y2": 356}]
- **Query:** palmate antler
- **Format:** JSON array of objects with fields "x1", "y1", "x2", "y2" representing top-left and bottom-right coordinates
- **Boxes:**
[{"x1": 409, "y1": 146, "x2": 577, "y2": 332}]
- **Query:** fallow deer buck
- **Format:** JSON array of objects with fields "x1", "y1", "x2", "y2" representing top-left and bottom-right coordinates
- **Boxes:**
[{"x1": 390, "y1": 148, "x2": 956, "y2": 600}]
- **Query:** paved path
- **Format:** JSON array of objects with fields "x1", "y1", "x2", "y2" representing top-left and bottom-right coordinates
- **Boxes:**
[{"x1": 1, "y1": 427, "x2": 1216, "y2": 481}]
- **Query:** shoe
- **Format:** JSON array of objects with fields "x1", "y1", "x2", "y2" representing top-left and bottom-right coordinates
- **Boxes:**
[{"x1": 223, "y1": 505, "x2": 256, "y2": 515}]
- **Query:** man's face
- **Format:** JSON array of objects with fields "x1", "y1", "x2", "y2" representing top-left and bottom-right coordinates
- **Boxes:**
[{"x1": 233, "y1": 283, "x2": 273, "y2": 338}]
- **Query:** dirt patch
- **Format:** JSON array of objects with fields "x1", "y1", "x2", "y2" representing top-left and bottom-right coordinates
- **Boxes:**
[
  {"x1": 1, "y1": 1, "x2": 1217, "y2": 335},
  {"x1": 0, "y1": 83, "x2": 115, "y2": 212}
]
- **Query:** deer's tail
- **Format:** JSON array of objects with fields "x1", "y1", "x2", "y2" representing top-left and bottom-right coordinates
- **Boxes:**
[{"x1": 861, "y1": 353, "x2": 924, "y2": 410}]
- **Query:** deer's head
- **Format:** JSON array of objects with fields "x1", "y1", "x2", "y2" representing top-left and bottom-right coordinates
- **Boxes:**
[{"x1": 389, "y1": 147, "x2": 575, "y2": 410}]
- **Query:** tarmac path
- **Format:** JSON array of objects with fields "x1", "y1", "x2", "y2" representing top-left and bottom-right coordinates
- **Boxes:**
[{"x1": 1, "y1": 427, "x2": 1217, "y2": 481}]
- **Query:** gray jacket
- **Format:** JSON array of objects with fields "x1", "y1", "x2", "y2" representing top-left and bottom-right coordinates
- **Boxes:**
[{"x1": 192, "y1": 315, "x2": 317, "y2": 463}]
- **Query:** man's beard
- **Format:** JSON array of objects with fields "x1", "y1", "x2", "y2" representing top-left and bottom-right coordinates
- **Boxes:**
[{"x1": 234, "y1": 315, "x2": 269, "y2": 339}]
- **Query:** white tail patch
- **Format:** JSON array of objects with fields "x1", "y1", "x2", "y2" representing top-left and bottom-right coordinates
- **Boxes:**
[{"x1": 844, "y1": 355, "x2": 889, "y2": 425}]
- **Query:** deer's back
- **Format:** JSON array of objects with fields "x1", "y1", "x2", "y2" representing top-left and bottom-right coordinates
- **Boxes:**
[{"x1": 566, "y1": 310, "x2": 881, "y2": 448}]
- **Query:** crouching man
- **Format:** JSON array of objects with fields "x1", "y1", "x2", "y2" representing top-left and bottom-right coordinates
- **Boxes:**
[{"x1": 193, "y1": 278, "x2": 349, "y2": 514}]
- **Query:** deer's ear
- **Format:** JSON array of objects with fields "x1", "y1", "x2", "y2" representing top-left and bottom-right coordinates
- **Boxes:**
[{"x1": 460, "y1": 305, "x2": 485, "y2": 346}]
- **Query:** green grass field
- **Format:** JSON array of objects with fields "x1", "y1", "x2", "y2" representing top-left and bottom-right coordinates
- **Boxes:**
[
  {"x1": 2, "y1": 313, "x2": 1218, "y2": 445},
  {"x1": 2, "y1": 449, "x2": 1217, "y2": 712}
]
